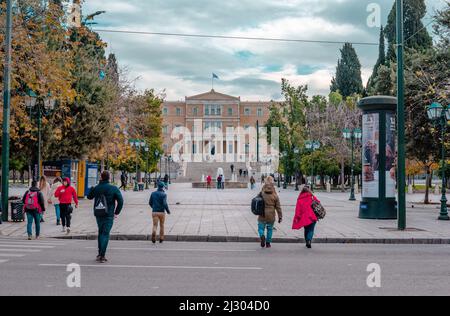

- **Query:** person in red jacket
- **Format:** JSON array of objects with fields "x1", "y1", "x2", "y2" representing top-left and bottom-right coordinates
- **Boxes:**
[
  {"x1": 55, "y1": 178, "x2": 79, "y2": 234},
  {"x1": 292, "y1": 185, "x2": 319, "y2": 249}
]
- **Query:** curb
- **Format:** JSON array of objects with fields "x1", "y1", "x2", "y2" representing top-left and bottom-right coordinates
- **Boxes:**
[{"x1": 53, "y1": 234, "x2": 450, "y2": 245}]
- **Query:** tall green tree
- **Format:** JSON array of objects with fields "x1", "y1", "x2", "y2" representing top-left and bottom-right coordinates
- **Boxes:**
[
  {"x1": 367, "y1": 26, "x2": 387, "y2": 94},
  {"x1": 266, "y1": 79, "x2": 308, "y2": 179},
  {"x1": 330, "y1": 43, "x2": 364, "y2": 97},
  {"x1": 385, "y1": 0, "x2": 433, "y2": 61}
]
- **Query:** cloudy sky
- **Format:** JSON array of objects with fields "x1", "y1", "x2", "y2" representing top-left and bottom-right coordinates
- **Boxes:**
[{"x1": 83, "y1": 0, "x2": 445, "y2": 101}]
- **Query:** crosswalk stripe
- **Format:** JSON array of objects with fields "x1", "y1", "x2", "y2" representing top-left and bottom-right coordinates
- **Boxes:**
[
  {"x1": 0, "y1": 244, "x2": 54, "y2": 249},
  {"x1": 0, "y1": 254, "x2": 26, "y2": 257},
  {"x1": 0, "y1": 249, "x2": 41, "y2": 253},
  {"x1": 0, "y1": 260, "x2": 9, "y2": 264}
]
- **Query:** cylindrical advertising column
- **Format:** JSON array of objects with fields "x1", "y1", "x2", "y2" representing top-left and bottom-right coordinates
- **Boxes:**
[{"x1": 358, "y1": 96, "x2": 397, "y2": 219}]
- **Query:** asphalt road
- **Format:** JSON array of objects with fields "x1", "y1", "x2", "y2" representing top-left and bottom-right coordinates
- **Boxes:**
[{"x1": 0, "y1": 237, "x2": 449, "y2": 296}]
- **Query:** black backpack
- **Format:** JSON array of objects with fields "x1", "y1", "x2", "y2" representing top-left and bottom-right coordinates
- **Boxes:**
[
  {"x1": 94, "y1": 194, "x2": 109, "y2": 217},
  {"x1": 251, "y1": 193, "x2": 265, "y2": 216}
]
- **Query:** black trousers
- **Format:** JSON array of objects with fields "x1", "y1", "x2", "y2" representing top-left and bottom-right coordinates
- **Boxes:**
[{"x1": 59, "y1": 204, "x2": 72, "y2": 228}]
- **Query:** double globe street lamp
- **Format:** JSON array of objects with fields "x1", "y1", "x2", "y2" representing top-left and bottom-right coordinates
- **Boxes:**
[
  {"x1": 25, "y1": 91, "x2": 56, "y2": 180},
  {"x1": 343, "y1": 128, "x2": 362, "y2": 201},
  {"x1": 305, "y1": 140, "x2": 320, "y2": 191},
  {"x1": 129, "y1": 139, "x2": 148, "y2": 192},
  {"x1": 427, "y1": 102, "x2": 450, "y2": 221}
]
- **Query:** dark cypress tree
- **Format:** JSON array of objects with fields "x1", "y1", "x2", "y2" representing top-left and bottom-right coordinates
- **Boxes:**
[
  {"x1": 367, "y1": 26, "x2": 386, "y2": 94},
  {"x1": 330, "y1": 43, "x2": 364, "y2": 97},
  {"x1": 385, "y1": 0, "x2": 433, "y2": 61}
]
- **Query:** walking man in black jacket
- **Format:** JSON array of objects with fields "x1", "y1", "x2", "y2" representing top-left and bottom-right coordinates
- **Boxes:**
[{"x1": 88, "y1": 171, "x2": 124, "y2": 263}]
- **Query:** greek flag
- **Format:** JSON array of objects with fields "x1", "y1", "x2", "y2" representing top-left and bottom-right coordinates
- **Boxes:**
[{"x1": 212, "y1": 73, "x2": 219, "y2": 79}]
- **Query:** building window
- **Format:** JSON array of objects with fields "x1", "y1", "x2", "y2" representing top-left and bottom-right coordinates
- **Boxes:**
[
  {"x1": 163, "y1": 144, "x2": 168, "y2": 152},
  {"x1": 204, "y1": 121, "x2": 222, "y2": 132},
  {"x1": 176, "y1": 108, "x2": 182, "y2": 116},
  {"x1": 162, "y1": 126, "x2": 169, "y2": 134},
  {"x1": 244, "y1": 125, "x2": 250, "y2": 130},
  {"x1": 228, "y1": 107, "x2": 233, "y2": 116},
  {"x1": 163, "y1": 107, "x2": 168, "y2": 116},
  {"x1": 244, "y1": 108, "x2": 251, "y2": 116},
  {"x1": 205, "y1": 104, "x2": 222, "y2": 116},
  {"x1": 193, "y1": 107, "x2": 198, "y2": 116},
  {"x1": 257, "y1": 108, "x2": 263, "y2": 117},
  {"x1": 245, "y1": 143, "x2": 250, "y2": 154}
]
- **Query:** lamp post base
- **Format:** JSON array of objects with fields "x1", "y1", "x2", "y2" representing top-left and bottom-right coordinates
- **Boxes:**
[{"x1": 438, "y1": 215, "x2": 450, "y2": 221}]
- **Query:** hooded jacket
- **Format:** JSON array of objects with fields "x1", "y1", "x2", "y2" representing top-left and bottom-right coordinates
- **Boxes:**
[
  {"x1": 149, "y1": 186, "x2": 170, "y2": 214},
  {"x1": 292, "y1": 191, "x2": 318, "y2": 230},
  {"x1": 22, "y1": 187, "x2": 46, "y2": 214},
  {"x1": 54, "y1": 178, "x2": 79, "y2": 206},
  {"x1": 258, "y1": 184, "x2": 282, "y2": 224}
]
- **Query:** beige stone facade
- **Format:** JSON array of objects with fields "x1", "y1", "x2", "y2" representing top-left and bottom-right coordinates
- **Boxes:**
[{"x1": 161, "y1": 90, "x2": 271, "y2": 156}]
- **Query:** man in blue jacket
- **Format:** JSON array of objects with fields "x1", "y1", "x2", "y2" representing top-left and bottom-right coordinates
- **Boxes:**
[
  {"x1": 149, "y1": 182, "x2": 171, "y2": 244},
  {"x1": 88, "y1": 171, "x2": 124, "y2": 263}
]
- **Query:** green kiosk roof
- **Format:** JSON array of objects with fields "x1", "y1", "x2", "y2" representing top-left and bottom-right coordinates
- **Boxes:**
[{"x1": 358, "y1": 96, "x2": 397, "y2": 112}]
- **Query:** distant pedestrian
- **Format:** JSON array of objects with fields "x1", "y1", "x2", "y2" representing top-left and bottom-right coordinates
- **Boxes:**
[
  {"x1": 250, "y1": 176, "x2": 256, "y2": 190},
  {"x1": 149, "y1": 182, "x2": 171, "y2": 244},
  {"x1": 119, "y1": 172, "x2": 127, "y2": 191},
  {"x1": 206, "y1": 175, "x2": 212, "y2": 190},
  {"x1": 239, "y1": 169, "x2": 243, "y2": 177},
  {"x1": 258, "y1": 176, "x2": 282, "y2": 248},
  {"x1": 49, "y1": 177, "x2": 62, "y2": 226},
  {"x1": 88, "y1": 171, "x2": 124, "y2": 263},
  {"x1": 217, "y1": 175, "x2": 222, "y2": 190},
  {"x1": 163, "y1": 174, "x2": 170, "y2": 189},
  {"x1": 261, "y1": 175, "x2": 266, "y2": 185},
  {"x1": 22, "y1": 181, "x2": 46, "y2": 240},
  {"x1": 55, "y1": 178, "x2": 79, "y2": 234},
  {"x1": 230, "y1": 164, "x2": 235, "y2": 175},
  {"x1": 39, "y1": 176, "x2": 50, "y2": 223},
  {"x1": 292, "y1": 185, "x2": 320, "y2": 249}
]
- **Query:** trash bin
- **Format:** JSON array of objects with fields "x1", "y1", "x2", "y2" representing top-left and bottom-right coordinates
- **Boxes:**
[{"x1": 11, "y1": 201, "x2": 25, "y2": 222}]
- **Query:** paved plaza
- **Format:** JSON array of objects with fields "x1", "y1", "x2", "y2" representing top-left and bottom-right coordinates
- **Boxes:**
[{"x1": 2, "y1": 183, "x2": 449, "y2": 243}]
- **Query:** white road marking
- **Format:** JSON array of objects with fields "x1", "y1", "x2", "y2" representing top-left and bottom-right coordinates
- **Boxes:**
[
  {"x1": 0, "y1": 249, "x2": 41, "y2": 253},
  {"x1": 0, "y1": 244, "x2": 54, "y2": 249},
  {"x1": 0, "y1": 260, "x2": 9, "y2": 264},
  {"x1": 85, "y1": 247, "x2": 257, "y2": 253},
  {"x1": 0, "y1": 254, "x2": 26, "y2": 257},
  {"x1": 39, "y1": 264, "x2": 263, "y2": 271}
]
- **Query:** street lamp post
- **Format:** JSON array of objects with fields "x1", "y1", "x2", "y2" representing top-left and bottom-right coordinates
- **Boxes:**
[
  {"x1": 1, "y1": 0, "x2": 13, "y2": 223},
  {"x1": 427, "y1": 103, "x2": 450, "y2": 221},
  {"x1": 129, "y1": 139, "x2": 146, "y2": 192},
  {"x1": 293, "y1": 148, "x2": 300, "y2": 191},
  {"x1": 25, "y1": 92, "x2": 56, "y2": 181},
  {"x1": 144, "y1": 147, "x2": 149, "y2": 190},
  {"x1": 343, "y1": 128, "x2": 362, "y2": 201},
  {"x1": 305, "y1": 140, "x2": 320, "y2": 191},
  {"x1": 168, "y1": 155, "x2": 172, "y2": 184}
]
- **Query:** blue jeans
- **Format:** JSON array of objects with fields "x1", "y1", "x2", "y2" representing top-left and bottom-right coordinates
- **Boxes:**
[
  {"x1": 258, "y1": 221, "x2": 274, "y2": 243},
  {"x1": 96, "y1": 216, "x2": 114, "y2": 257},
  {"x1": 26, "y1": 210, "x2": 41, "y2": 237},
  {"x1": 54, "y1": 204, "x2": 61, "y2": 222},
  {"x1": 304, "y1": 222, "x2": 317, "y2": 242}
]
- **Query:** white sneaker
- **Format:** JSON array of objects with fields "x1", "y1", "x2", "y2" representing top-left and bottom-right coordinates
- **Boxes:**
[
  {"x1": 62, "y1": 227, "x2": 66, "y2": 233},
  {"x1": 66, "y1": 228, "x2": 71, "y2": 234}
]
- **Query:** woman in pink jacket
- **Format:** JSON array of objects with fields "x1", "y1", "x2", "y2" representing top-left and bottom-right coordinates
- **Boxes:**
[
  {"x1": 55, "y1": 178, "x2": 79, "y2": 234},
  {"x1": 292, "y1": 186, "x2": 319, "y2": 249}
]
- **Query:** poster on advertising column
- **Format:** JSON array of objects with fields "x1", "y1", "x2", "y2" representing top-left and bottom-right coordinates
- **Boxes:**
[
  {"x1": 386, "y1": 112, "x2": 396, "y2": 198},
  {"x1": 362, "y1": 113, "x2": 379, "y2": 198}
]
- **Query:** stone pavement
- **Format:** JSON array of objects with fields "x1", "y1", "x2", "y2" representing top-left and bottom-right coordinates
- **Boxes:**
[{"x1": 1, "y1": 184, "x2": 450, "y2": 243}]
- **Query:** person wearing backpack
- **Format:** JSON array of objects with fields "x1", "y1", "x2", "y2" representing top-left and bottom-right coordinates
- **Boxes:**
[
  {"x1": 149, "y1": 182, "x2": 171, "y2": 244},
  {"x1": 22, "y1": 181, "x2": 46, "y2": 240},
  {"x1": 54, "y1": 178, "x2": 79, "y2": 234},
  {"x1": 87, "y1": 171, "x2": 124, "y2": 263},
  {"x1": 292, "y1": 185, "x2": 320, "y2": 249},
  {"x1": 258, "y1": 176, "x2": 282, "y2": 248}
]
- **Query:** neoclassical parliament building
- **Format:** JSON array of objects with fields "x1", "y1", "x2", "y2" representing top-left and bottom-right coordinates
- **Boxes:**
[{"x1": 161, "y1": 90, "x2": 272, "y2": 156}]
